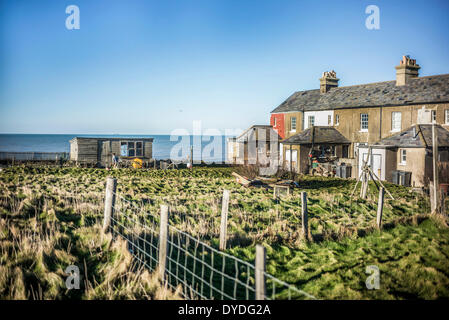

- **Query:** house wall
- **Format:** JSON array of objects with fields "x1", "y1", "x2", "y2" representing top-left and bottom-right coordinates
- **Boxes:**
[
  {"x1": 397, "y1": 148, "x2": 427, "y2": 187},
  {"x1": 284, "y1": 112, "x2": 304, "y2": 139},
  {"x1": 70, "y1": 139, "x2": 99, "y2": 163},
  {"x1": 334, "y1": 102, "x2": 449, "y2": 159},
  {"x1": 304, "y1": 110, "x2": 334, "y2": 129},
  {"x1": 385, "y1": 149, "x2": 397, "y2": 182},
  {"x1": 270, "y1": 113, "x2": 285, "y2": 139},
  {"x1": 144, "y1": 141, "x2": 152, "y2": 159}
]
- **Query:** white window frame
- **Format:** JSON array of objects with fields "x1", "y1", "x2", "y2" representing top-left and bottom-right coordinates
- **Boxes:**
[
  {"x1": 335, "y1": 114, "x2": 339, "y2": 126},
  {"x1": 391, "y1": 111, "x2": 401, "y2": 132},
  {"x1": 400, "y1": 149, "x2": 406, "y2": 165},
  {"x1": 120, "y1": 141, "x2": 143, "y2": 157},
  {"x1": 273, "y1": 117, "x2": 277, "y2": 127},
  {"x1": 290, "y1": 117, "x2": 297, "y2": 132},
  {"x1": 431, "y1": 110, "x2": 436, "y2": 123},
  {"x1": 360, "y1": 113, "x2": 369, "y2": 132},
  {"x1": 308, "y1": 116, "x2": 315, "y2": 128},
  {"x1": 445, "y1": 110, "x2": 449, "y2": 124}
]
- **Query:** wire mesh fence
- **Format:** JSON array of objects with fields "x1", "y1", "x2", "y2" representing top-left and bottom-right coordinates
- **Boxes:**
[{"x1": 107, "y1": 190, "x2": 316, "y2": 300}]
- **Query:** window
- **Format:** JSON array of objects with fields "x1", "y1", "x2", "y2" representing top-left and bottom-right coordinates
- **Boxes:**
[
  {"x1": 360, "y1": 114, "x2": 369, "y2": 131},
  {"x1": 290, "y1": 117, "x2": 297, "y2": 131},
  {"x1": 391, "y1": 112, "x2": 402, "y2": 131},
  {"x1": 400, "y1": 149, "x2": 406, "y2": 164},
  {"x1": 328, "y1": 115, "x2": 332, "y2": 125},
  {"x1": 445, "y1": 110, "x2": 449, "y2": 124},
  {"x1": 342, "y1": 145, "x2": 349, "y2": 158},
  {"x1": 335, "y1": 114, "x2": 340, "y2": 126},
  {"x1": 431, "y1": 110, "x2": 436, "y2": 122},
  {"x1": 308, "y1": 116, "x2": 315, "y2": 128},
  {"x1": 273, "y1": 117, "x2": 277, "y2": 127},
  {"x1": 120, "y1": 141, "x2": 143, "y2": 157}
]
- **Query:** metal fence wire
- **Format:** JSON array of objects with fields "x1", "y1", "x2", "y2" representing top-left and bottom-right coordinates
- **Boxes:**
[{"x1": 108, "y1": 192, "x2": 317, "y2": 300}]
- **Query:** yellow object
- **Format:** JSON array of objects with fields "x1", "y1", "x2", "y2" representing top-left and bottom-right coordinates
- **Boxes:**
[{"x1": 132, "y1": 158, "x2": 143, "y2": 169}]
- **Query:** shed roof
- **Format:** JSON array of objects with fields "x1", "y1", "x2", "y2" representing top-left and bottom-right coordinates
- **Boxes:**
[
  {"x1": 373, "y1": 124, "x2": 449, "y2": 148},
  {"x1": 70, "y1": 137, "x2": 154, "y2": 143},
  {"x1": 236, "y1": 125, "x2": 282, "y2": 143},
  {"x1": 282, "y1": 126, "x2": 351, "y2": 145},
  {"x1": 271, "y1": 74, "x2": 449, "y2": 113}
]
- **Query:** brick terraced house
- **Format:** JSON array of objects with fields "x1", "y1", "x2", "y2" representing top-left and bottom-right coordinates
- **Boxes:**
[{"x1": 269, "y1": 56, "x2": 449, "y2": 186}]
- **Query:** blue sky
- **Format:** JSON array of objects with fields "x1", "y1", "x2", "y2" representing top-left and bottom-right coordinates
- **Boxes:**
[{"x1": 1, "y1": 0, "x2": 449, "y2": 134}]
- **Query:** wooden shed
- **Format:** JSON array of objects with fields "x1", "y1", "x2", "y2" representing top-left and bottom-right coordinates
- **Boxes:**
[{"x1": 69, "y1": 137, "x2": 154, "y2": 167}]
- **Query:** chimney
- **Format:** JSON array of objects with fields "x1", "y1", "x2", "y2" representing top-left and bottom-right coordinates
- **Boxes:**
[
  {"x1": 395, "y1": 55, "x2": 420, "y2": 86},
  {"x1": 320, "y1": 70, "x2": 339, "y2": 93}
]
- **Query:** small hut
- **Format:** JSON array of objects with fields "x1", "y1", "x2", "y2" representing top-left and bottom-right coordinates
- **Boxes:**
[{"x1": 69, "y1": 137, "x2": 153, "y2": 167}]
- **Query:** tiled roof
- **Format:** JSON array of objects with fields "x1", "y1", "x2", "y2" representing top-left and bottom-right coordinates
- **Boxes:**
[
  {"x1": 271, "y1": 74, "x2": 449, "y2": 113},
  {"x1": 373, "y1": 124, "x2": 449, "y2": 148},
  {"x1": 282, "y1": 126, "x2": 351, "y2": 145}
]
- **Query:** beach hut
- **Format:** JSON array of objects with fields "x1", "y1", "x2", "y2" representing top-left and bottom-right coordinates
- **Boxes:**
[{"x1": 69, "y1": 137, "x2": 153, "y2": 167}]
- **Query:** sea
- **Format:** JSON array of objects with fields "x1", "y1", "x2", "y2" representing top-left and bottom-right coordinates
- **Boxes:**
[{"x1": 0, "y1": 134, "x2": 231, "y2": 163}]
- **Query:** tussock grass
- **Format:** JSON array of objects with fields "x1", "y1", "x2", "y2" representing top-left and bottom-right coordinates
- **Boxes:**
[
  {"x1": 0, "y1": 185, "x2": 181, "y2": 300},
  {"x1": 1, "y1": 165, "x2": 448, "y2": 299}
]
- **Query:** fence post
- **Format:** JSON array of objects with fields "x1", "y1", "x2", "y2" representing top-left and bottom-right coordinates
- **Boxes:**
[
  {"x1": 376, "y1": 187, "x2": 385, "y2": 229},
  {"x1": 301, "y1": 191, "x2": 309, "y2": 239},
  {"x1": 430, "y1": 183, "x2": 435, "y2": 213},
  {"x1": 102, "y1": 177, "x2": 117, "y2": 233},
  {"x1": 255, "y1": 244, "x2": 266, "y2": 300},
  {"x1": 158, "y1": 205, "x2": 169, "y2": 280},
  {"x1": 219, "y1": 189, "x2": 230, "y2": 251}
]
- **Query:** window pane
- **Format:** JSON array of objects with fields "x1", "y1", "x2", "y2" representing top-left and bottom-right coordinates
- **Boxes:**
[
  {"x1": 128, "y1": 142, "x2": 135, "y2": 149},
  {"x1": 361, "y1": 114, "x2": 368, "y2": 130},
  {"x1": 136, "y1": 142, "x2": 142, "y2": 148},
  {"x1": 129, "y1": 149, "x2": 135, "y2": 157},
  {"x1": 120, "y1": 143, "x2": 128, "y2": 156},
  {"x1": 136, "y1": 148, "x2": 143, "y2": 156},
  {"x1": 392, "y1": 112, "x2": 401, "y2": 130},
  {"x1": 291, "y1": 117, "x2": 296, "y2": 130},
  {"x1": 308, "y1": 116, "x2": 314, "y2": 127}
]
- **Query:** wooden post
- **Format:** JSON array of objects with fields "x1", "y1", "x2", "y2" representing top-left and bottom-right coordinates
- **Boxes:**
[
  {"x1": 432, "y1": 123, "x2": 439, "y2": 213},
  {"x1": 301, "y1": 191, "x2": 309, "y2": 239},
  {"x1": 376, "y1": 187, "x2": 385, "y2": 229},
  {"x1": 153, "y1": 159, "x2": 156, "y2": 170},
  {"x1": 190, "y1": 145, "x2": 194, "y2": 169},
  {"x1": 102, "y1": 177, "x2": 117, "y2": 233},
  {"x1": 430, "y1": 183, "x2": 436, "y2": 213},
  {"x1": 158, "y1": 205, "x2": 169, "y2": 280},
  {"x1": 360, "y1": 171, "x2": 369, "y2": 199},
  {"x1": 219, "y1": 190, "x2": 230, "y2": 251},
  {"x1": 255, "y1": 244, "x2": 266, "y2": 300}
]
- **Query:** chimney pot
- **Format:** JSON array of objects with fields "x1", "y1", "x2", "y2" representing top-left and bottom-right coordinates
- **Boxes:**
[
  {"x1": 395, "y1": 56, "x2": 420, "y2": 86},
  {"x1": 320, "y1": 70, "x2": 339, "y2": 93}
]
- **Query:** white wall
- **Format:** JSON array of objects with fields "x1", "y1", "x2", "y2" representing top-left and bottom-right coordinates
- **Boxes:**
[{"x1": 304, "y1": 110, "x2": 334, "y2": 129}]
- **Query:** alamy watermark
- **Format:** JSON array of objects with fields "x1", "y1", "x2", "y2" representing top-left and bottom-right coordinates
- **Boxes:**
[
  {"x1": 65, "y1": 265, "x2": 80, "y2": 289},
  {"x1": 169, "y1": 120, "x2": 281, "y2": 175},
  {"x1": 365, "y1": 265, "x2": 380, "y2": 290},
  {"x1": 66, "y1": 5, "x2": 80, "y2": 30},
  {"x1": 365, "y1": 5, "x2": 380, "y2": 30}
]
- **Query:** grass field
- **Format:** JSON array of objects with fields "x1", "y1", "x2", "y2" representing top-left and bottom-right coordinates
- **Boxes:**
[{"x1": 0, "y1": 165, "x2": 448, "y2": 299}]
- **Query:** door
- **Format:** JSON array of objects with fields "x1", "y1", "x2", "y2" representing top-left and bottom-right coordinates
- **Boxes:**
[
  {"x1": 99, "y1": 141, "x2": 111, "y2": 167},
  {"x1": 371, "y1": 154, "x2": 382, "y2": 180},
  {"x1": 285, "y1": 149, "x2": 298, "y2": 172}
]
